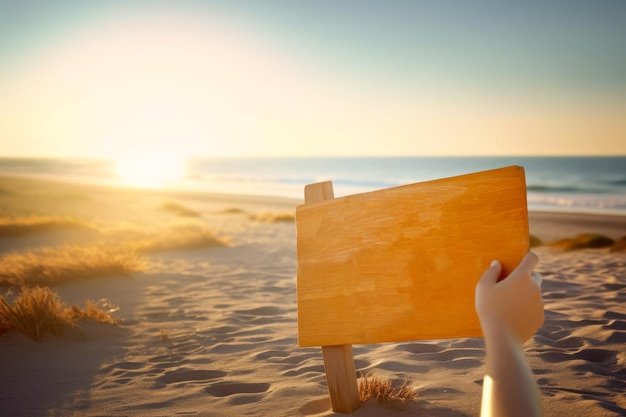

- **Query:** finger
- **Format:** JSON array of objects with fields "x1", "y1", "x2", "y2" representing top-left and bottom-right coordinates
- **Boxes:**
[
  {"x1": 531, "y1": 272, "x2": 543, "y2": 288},
  {"x1": 509, "y1": 251, "x2": 539, "y2": 280},
  {"x1": 478, "y1": 259, "x2": 502, "y2": 286}
]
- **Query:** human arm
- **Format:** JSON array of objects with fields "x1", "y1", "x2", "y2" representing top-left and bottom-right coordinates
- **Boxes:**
[{"x1": 475, "y1": 252, "x2": 544, "y2": 417}]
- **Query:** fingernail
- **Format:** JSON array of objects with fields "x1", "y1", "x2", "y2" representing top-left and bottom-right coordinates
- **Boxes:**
[
  {"x1": 532, "y1": 272, "x2": 542, "y2": 287},
  {"x1": 490, "y1": 260, "x2": 499, "y2": 268}
]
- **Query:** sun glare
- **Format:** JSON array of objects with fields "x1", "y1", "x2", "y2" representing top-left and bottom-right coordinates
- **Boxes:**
[{"x1": 115, "y1": 153, "x2": 186, "y2": 189}]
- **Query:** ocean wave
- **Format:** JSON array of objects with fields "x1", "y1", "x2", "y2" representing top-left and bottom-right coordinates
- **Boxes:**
[
  {"x1": 605, "y1": 178, "x2": 626, "y2": 186},
  {"x1": 526, "y1": 184, "x2": 618, "y2": 194}
]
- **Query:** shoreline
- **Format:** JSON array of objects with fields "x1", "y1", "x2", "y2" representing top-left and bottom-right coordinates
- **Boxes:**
[
  {"x1": 2, "y1": 174, "x2": 625, "y2": 244},
  {"x1": 2, "y1": 168, "x2": 626, "y2": 217}
]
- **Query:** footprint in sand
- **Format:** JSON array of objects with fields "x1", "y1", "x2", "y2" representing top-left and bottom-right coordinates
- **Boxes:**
[
  {"x1": 205, "y1": 382, "x2": 270, "y2": 397},
  {"x1": 156, "y1": 368, "x2": 227, "y2": 385},
  {"x1": 101, "y1": 361, "x2": 146, "y2": 372},
  {"x1": 606, "y1": 331, "x2": 626, "y2": 344},
  {"x1": 148, "y1": 353, "x2": 187, "y2": 364},
  {"x1": 235, "y1": 306, "x2": 286, "y2": 316},
  {"x1": 394, "y1": 342, "x2": 445, "y2": 354},
  {"x1": 604, "y1": 319, "x2": 626, "y2": 330},
  {"x1": 538, "y1": 348, "x2": 617, "y2": 366}
]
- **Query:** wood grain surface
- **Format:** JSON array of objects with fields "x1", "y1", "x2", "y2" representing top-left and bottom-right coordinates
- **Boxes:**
[{"x1": 296, "y1": 166, "x2": 529, "y2": 347}]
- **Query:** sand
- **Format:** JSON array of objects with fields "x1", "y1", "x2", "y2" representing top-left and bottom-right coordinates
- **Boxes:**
[{"x1": 0, "y1": 175, "x2": 625, "y2": 417}]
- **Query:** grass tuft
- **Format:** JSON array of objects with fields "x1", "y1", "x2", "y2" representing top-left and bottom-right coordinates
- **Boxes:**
[
  {"x1": 0, "y1": 287, "x2": 65, "y2": 341},
  {"x1": 219, "y1": 207, "x2": 247, "y2": 214},
  {"x1": 548, "y1": 233, "x2": 615, "y2": 251},
  {"x1": 0, "y1": 245, "x2": 144, "y2": 287},
  {"x1": 127, "y1": 224, "x2": 228, "y2": 254},
  {"x1": 358, "y1": 372, "x2": 417, "y2": 408},
  {"x1": 529, "y1": 235, "x2": 543, "y2": 248},
  {"x1": 610, "y1": 236, "x2": 626, "y2": 252},
  {"x1": 249, "y1": 212, "x2": 295, "y2": 223},
  {"x1": 64, "y1": 299, "x2": 119, "y2": 325},
  {"x1": 0, "y1": 287, "x2": 118, "y2": 342},
  {"x1": 0, "y1": 216, "x2": 95, "y2": 237},
  {"x1": 0, "y1": 223, "x2": 226, "y2": 286},
  {"x1": 159, "y1": 202, "x2": 201, "y2": 218}
]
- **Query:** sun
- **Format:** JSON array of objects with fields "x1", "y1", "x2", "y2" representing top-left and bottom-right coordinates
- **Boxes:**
[{"x1": 114, "y1": 152, "x2": 186, "y2": 189}]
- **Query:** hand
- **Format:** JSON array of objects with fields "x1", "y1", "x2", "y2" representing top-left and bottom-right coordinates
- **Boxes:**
[{"x1": 475, "y1": 252, "x2": 544, "y2": 345}]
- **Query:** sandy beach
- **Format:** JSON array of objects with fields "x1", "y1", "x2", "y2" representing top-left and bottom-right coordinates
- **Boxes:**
[{"x1": 0, "y1": 175, "x2": 625, "y2": 417}]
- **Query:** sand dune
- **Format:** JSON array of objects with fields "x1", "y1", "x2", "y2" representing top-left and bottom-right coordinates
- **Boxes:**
[{"x1": 0, "y1": 176, "x2": 624, "y2": 416}]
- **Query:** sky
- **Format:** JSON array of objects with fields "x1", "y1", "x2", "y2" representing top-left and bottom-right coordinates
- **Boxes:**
[{"x1": 0, "y1": 0, "x2": 625, "y2": 158}]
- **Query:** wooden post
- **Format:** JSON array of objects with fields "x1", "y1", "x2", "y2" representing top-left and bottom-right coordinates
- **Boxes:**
[
  {"x1": 322, "y1": 345, "x2": 361, "y2": 413},
  {"x1": 303, "y1": 181, "x2": 361, "y2": 413}
]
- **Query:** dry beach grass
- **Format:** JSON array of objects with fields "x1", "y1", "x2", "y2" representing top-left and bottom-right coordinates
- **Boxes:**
[
  {"x1": 0, "y1": 286, "x2": 117, "y2": 341},
  {"x1": 0, "y1": 244, "x2": 144, "y2": 287},
  {"x1": 358, "y1": 373, "x2": 417, "y2": 407},
  {"x1": 0, "y1": 216, "x2": 95, "y2": 237}
]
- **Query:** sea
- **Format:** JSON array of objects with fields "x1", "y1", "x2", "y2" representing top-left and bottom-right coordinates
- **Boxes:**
[{"x1": 1, "y1": 156, "x2": 625, "y2": 215}]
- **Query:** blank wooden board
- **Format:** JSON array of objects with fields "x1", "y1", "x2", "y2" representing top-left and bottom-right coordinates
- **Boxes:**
[{"x1": 296, "y1": 166, "x2": 529, "y2": 347}]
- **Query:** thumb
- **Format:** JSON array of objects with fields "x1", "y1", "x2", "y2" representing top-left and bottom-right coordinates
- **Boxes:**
[
  {"x1": 478, "y1": 259, "x2": 502, "y2": 286},
  {"x1": 507, "y1": 251, "x2": 539, "y2": 281}
]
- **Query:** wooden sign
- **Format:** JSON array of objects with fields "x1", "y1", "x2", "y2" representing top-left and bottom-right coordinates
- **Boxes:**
[{"x1": 296, "y1": 166, "x2": 529, "y2": 348}]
